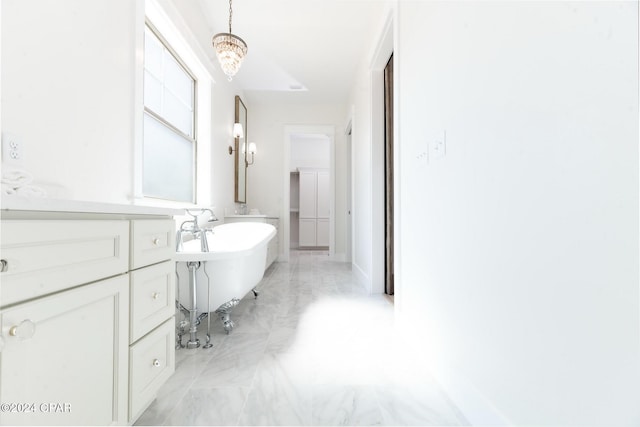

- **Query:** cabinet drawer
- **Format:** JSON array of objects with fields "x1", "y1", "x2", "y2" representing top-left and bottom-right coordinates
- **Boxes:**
[
  {"x1": 130, "y1": 261, "x2": 175, "y2": 343},
  {"x1": 0, "y1": 220, "x2": 129, "y2": 306},
  {"x1": 129, "y1": 318, "x2": 175, "y2": 422},
  {"x1": 131, "y1": 220, "x2": 175, "y2": 270}
]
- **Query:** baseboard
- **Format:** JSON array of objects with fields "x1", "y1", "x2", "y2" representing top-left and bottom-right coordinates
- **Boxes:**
[
  {"x1": 329, "y1": 252, "x2": 346, "y2": 262},
  {"x1": 396, "y1": 313, "x2": 511, "y2": 426},
  {"x1": 432, "y1": 364, "x2": 512, "y2": 426},
  {"x1": 352, "y1": 262, "x2": 371, "y2": 294}
]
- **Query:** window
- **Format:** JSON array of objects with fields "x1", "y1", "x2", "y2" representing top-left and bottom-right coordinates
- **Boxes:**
[{"x1": 143, "y1": 24, "x2": 196, "y2": 203}]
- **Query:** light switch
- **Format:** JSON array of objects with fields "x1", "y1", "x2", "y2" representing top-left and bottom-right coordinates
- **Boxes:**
[{"x1": 430, "y1": 131, "x2": 446, "y2": 160}]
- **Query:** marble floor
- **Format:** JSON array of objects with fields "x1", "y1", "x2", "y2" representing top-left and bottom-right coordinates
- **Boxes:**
[{"x1": 136, "y1": 250, "x2": 468, "y2": 426}]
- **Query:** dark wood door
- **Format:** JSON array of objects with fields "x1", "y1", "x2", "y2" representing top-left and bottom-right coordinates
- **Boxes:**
[{"x1": 384, "y1": 54, "x2": 394, "y2": 295}]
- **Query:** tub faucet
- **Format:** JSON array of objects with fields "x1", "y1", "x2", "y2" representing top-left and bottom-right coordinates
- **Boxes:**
[
  {"x1": 176, "y1": 209, "x2": 218, "y2": 252},
  {"x1": 175, "y1": 221, "x2": 192, "y2": 252}
]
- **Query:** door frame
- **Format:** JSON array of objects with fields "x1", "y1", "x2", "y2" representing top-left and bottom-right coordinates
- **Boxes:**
[
  {"x1": 345, "y1": 119, "x2": 353, "y2": 264},
  {"x1": 282, "y1": 125, "x2": 336, "y2": 262},
  {"x1": 370, "y1": 13, "x2": 395, "y2": 295}
]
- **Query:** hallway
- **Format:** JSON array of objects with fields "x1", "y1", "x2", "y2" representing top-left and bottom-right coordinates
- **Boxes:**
[{"x1": 136, "y1": 252, "x2": 467, "y2": 425}]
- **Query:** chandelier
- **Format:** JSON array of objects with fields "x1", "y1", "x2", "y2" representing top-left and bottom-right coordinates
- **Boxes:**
[{"x1": 212, "y1": 0, "x2": 247, "y2": 81}]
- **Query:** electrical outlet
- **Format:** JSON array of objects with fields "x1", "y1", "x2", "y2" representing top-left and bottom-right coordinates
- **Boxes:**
[
  {"x1": 414, "y1": 139, "x2": 429, "y2": 168},
  {"x1": 2, "y1": 133, "x2": 23, "y2": 162}
]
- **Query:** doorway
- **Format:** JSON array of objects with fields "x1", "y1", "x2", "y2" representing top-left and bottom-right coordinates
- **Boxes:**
[
  {"x1": 289, "y1": 133, "x2": 331, "y2": 252},
  {"x1": 282, "y1": 125, "x2": 336, "y2": 262}
]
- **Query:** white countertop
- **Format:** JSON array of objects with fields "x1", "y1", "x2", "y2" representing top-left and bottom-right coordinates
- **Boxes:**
[{"x1": 1, "y1": 195, "x2": 184, "y2": 216}]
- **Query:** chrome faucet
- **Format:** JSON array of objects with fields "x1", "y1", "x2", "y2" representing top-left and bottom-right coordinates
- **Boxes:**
[{"x1": 175, "y1": 209, "x2": 218, "y2": 252}]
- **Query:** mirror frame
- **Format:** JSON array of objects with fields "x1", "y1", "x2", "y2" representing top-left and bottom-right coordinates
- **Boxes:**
[{"x1": 234, "y1": 95, "x2": 248, "y2": 203}]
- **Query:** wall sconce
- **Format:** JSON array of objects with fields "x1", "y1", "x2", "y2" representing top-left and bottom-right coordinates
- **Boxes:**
[
  {"x1": 228, "y1": 122, "x2": 244, "y2": 155},
  {"x1": 244, "y1": 142, "x2": 257, "y2": 166}
]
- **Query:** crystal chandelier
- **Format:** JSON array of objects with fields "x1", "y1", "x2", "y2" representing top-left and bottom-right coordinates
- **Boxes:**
[{"x1": 212, "y1": 0, "x2": 247, "y2": 81}]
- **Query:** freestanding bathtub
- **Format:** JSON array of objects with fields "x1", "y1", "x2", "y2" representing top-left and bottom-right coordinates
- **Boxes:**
[{"x1": 175, "y1": 221, "x2": 276, "y2": 340}]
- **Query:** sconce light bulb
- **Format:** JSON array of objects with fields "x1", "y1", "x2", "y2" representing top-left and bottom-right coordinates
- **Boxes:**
[{"x1": 233, "y1": 123, "x2": 244, "y2": 139}]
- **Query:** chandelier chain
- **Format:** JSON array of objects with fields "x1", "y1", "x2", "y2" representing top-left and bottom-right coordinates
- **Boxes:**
[{"x1": 228, "y1": 0, "x2": 233, "y2": 33}]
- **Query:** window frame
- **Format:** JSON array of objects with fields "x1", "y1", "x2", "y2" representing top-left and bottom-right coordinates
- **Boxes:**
[{"x1": 142, "y1": 20, "x2": 198, "y2": 204}]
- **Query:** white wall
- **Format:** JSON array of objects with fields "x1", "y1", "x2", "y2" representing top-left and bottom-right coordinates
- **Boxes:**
[
  {"x1": 2, "y1": 0, "x2": 139, "y2": 202},
  {"x1": 393, "y1": 1, "x2": 639, "y2": 425},
  {"x1": 2, "y1": 0, "x2": 238, "y2": 213},
  {"x1": 291, "y1": 134, "x2": 330, "y2": 170}
]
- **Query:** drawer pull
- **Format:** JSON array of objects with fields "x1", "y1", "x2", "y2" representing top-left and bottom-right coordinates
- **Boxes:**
[
  {"x1": 152, "y1": 359, "x2": 161, "y2": 367},
  {"x1": 9, "y1": 319, "x2": 36, "y2": 340},
  {"x1": 0, "y1": 259, "x2": 7, "y2": 272},
  {"x1": 152, "y1": 238, "x2": 161, "y2": 246},
  {"x1": 152, "y1": 292, "x2": 161, "y2": 300}
]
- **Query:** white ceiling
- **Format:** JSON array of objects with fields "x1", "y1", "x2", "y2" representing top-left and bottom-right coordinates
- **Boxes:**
[{"x1": 195, "y1": 0, "x2": 387, "y2": 105}]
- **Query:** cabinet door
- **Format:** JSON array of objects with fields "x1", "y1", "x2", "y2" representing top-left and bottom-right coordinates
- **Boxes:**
[
  {"x1": 316, "y1": 171, "x2": 330, "y2": 219},
  {"x1": 0, "y1": 275, "x2": 129, "y2": 426},
  {"x1": 317, "y1": 218, "x2": 330, "y2": 247},
  {"x1": 299, "y1": 219, "x2": 317, "y2": 247},
  {"x1": 299, "y1": 172, "x2": 317, "y2": 218}
]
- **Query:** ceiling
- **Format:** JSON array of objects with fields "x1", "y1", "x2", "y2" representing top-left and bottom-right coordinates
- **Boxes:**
[{"x1": 195, "y1": 0, "x2": 387, "y2": 105}]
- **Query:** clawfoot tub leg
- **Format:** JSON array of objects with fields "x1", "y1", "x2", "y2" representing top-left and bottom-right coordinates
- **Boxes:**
[
  {"x1": 215, "y1": 298, "x2": 240, "y2": 334},
  {"x1": 252, "y1": 288, "x2": 259, "y2": 299}
]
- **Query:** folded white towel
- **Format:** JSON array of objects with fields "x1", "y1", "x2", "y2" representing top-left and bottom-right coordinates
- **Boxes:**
[
  {"x1": 1, "y1": 168, "x2": 47, "y2": 198},
  {"x1": 2, "y1": 168, "x2": 33, "y2": 187},
  {"x1": 2, "y1": 183, "x2": 16, "y2": 195},
  {"x1": 15, "y1": 185, "x2": 47, "y2": 198}
]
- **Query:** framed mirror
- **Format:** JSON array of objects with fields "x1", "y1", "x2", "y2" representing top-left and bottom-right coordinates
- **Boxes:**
[{"x1": 234, "y1": 95, "x2": 247, "y2": 203}]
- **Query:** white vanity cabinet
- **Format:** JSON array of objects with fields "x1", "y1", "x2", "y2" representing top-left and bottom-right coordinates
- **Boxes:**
[
  {"x1": 0, "y1": 204, "x2": 179, "y2": 426},
  {"x1": 0, "y1": 218, "x2": 131, "y2": 426}
]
